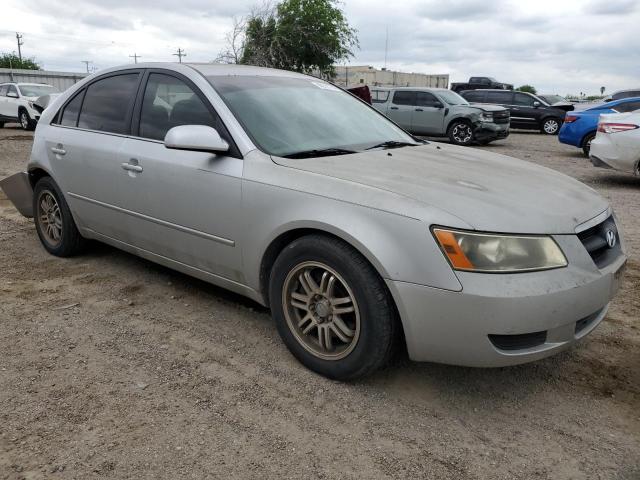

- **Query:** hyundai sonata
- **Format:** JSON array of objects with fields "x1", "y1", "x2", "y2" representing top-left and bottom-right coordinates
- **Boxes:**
[{"x1": 0, "y1": 64, "x2": 627, "y2": 379}]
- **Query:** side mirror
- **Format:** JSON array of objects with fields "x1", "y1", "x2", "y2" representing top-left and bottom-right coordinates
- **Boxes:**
[
  {"x1": 433, "y1": 101, "x2": 444, "y2": 109},
  {"x1": 6, "y1": 92, "x2": 18, "y2": 99},
  {"x1": 164, "y1": 125, "x2": 229, "y2": 153},
  {"x1": 533, "y1": 101, "x2": 541, "y2": 108}
]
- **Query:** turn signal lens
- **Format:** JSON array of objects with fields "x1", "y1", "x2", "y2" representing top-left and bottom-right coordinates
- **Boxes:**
[
  {"x1": 433, "y1": 228, "x2": 568, "y2": 273},
  {"x1": 597, "y1": 123, "x2": 639, "y2": 134}
]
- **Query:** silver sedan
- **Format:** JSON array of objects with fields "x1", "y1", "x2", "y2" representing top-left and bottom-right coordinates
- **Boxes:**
[{"x1": 0, "y1": 63, "x2": 628, "y2": 379}]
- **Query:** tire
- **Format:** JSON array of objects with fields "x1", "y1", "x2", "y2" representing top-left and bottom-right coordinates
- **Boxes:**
[
  {"x1": 447, "y1": 120, "x2": 474, "y2": 146},
  {"x1": 19, "y1": 109, "x2": 35, "y2": 131},
  {"x1": 582, "y1": 132, "x2": 596, "y2": 157},
  {"x1": 33, "y1": 177, "x2": 85, "y2": 257},
  {"x1": 0, "y1": 122, "x2": 4, "y2": 128},
  {"x1": 269, "y1": 235, "x2": 398, "y2": 380},
  {"x1": 541, "y1": 117, "x2": 561, "y2": 135}
]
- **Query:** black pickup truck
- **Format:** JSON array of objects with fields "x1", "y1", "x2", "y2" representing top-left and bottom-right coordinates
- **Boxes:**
[{"x1": 451, "y1": 77, "x2": 513, "y2": 93}]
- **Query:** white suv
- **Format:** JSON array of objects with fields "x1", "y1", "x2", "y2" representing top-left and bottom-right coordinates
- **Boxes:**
[{"x1": 0, "y1": 82, "x2": 59, "y2": 130}]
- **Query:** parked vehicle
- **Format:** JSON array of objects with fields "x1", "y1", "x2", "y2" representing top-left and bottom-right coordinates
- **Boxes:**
[
  {"x1": 371, "y1": 87, "x2": 510, "y2": 145},
  {"x1": 461, "y1": 89, "x2": 567, "y2": 134},
  {"x1": 0, "y1": 64, "x2": 627, "y2": 380},
  {"x1": 0, "y1": 82, "x2": 59, "y2": 130},
  {"x1": 603, "y1": 88, "x2": 640, "y2": 102},
  {"x1": 537, "y1": 94, "x2": 575, "y2": 112},
  {"x1": 558, "y1": 97, "x2": 640, "y2": 156},
  {"x1": 590, "y1": 111, "x2": 640, "y2": 175},
  {"x1": 450, "y1": 77, "x2": 513, "y2": 93}
]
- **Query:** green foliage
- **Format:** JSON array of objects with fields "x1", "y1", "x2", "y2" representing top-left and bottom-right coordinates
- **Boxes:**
[
  {"x1": 515, "y1": 84, "x2": 537, "y2": 94},
  {"x1": 0, "y1": 53, "x2": 41, "y2": 70},
  {"x1": 240, "y1": 0, "x2": 358, "y2": 76}
]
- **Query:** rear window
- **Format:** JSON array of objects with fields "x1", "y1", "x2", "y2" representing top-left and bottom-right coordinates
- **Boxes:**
[
  {"x1": 462, "y1": 91, "x2": 486, "y2": 102},
  {"x1": 615, "y1": 101, "x2": 640, "y2": 113},
  {"x1": 371, "y1": 90, "x2": 389, "y2": 103},
  {"x1": 612, "y1": 90, "x2": 640, "y2": 100},
  {"x1": 59, "y1": 90, "x2": 85, "y2": 127},
  {"x1": 78, "y1": 73, "x2": 140, "y2": 134}
]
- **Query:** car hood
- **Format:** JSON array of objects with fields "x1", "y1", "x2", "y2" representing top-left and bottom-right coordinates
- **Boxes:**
[
  {"x1": 470, "y1": 104, "x2": 506, "y2": 113},
  {"x1": 273, "y1": 144, "x2": 608, "y2": 234}
]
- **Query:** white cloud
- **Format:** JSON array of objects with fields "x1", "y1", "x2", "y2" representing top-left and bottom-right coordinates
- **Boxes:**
[{"x1": 1, "y1": 0, "x2": 638, "y2": 95}]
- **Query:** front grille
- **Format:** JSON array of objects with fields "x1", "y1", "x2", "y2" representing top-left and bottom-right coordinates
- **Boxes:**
[
  {"x1": 577, "y1": 216, "x2": 621, "y2": 269},
  {"x1": 488, "y1": 331, "x2": 547, "y2": 351},
  {"x1": 493, "y1": 110, "x2": 510, "y2": 124}
]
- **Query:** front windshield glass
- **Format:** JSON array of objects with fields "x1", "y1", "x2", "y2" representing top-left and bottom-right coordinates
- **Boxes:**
[
  {"x1": 207, "y1": 76, "x2": 416, "y2": 157},
  {"x1": 436, "y1": 90, "x2": 468, "y2": 106},
  {"x1": 541, "y1": 95, "x2": 565, "y2": 104},
  {"x1": 18, "y1": 85, "x2": 57, "y2": 97}
]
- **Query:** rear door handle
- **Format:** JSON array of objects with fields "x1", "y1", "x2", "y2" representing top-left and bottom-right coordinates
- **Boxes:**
[
  {"x1": 51, "y1": 147, "x2": 66, "y2": 155},
  {"x1": 415, "y1": 108, "x2": 424, "y2": 112},
  {"x1": 121, "y1": 162, "x2": 143, "y2": 173}
]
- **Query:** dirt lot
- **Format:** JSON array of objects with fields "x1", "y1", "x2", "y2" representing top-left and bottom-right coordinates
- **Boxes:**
[{"x1": 0, "y1": 125, "x2": 638, "y2": 479}]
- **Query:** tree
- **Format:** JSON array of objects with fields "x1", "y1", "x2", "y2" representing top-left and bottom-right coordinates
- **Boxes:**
[
  {"x1": 516, "y1": 84, "x2": 537, "y2": 94},
  {"x1": 229, "y1": 0, "x2": 358, "y2": 76},
  {"x1": 0, "y1": 53, "x2": 41, "y2": 70},
  {"x1": 214, "y1": 16, "x2": 248, "y2": 64},
  {"x1": 600, "y1": 86, "x2": 605, "y2": 95}
]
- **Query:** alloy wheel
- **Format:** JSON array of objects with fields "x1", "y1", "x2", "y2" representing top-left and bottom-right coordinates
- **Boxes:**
[
  {"x1": 543, "y1": 119, "x2": 559, "y2": 134},
  {"x1": 37, "y1": 191, "x2": 63, "y2": 247},
  {"x1": 282, "y1": 261, "x2": 361, "y2": 360},
  {"x1": 20, "y1": 112, "x2": 29, "y2": 130},
  {"x1": 452, "y1": 123, "x2": 473, "y2": 144}
]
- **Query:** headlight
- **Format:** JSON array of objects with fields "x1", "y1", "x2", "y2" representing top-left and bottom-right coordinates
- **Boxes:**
[
  {"x1": 433, "y1": 228, "x2": 567, "y2": 273},
  {"x1": 28, "y1": 101, "x2": 35, "y2": 109},
  {"x1": 481, "y1": 112, "x2": 494, "y2": 121}
]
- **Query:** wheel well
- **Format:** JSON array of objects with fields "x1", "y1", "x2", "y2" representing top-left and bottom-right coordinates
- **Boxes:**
[
  {"x1": 28, "y1": 168, "x2": 50, "y2": 188},
  {"x1": 446, "y1": 117, "x2": 471, "y2": 133},
  {"x1": 581, "y1": 130, "x2": 596, "y2": 147},
  {"x1": 18, "y1": 106, "x2": 27, "y2": 114}
]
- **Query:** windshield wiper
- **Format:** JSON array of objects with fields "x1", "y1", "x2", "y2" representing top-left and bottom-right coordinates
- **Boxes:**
[
  {"x1": 365, "y1": 140, "x2": 420, "y2": 150},
  {"x1": 282, "y1": 147, "x2": 358, "y2": 159}
]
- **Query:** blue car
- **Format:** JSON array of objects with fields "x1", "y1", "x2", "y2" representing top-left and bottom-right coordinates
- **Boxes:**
[{"x1": 558, "y1": 97, "x2": 640, "y2": 156}]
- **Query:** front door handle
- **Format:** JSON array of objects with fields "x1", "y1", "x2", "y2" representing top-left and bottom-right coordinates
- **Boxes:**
[
  {"x1": 390, "y1": 106, "x2": 399, "y2": 110},
  {"x1": 121, "y1": 162, "x2": 143, "y2": 173},
  {"x1": 51, "y1": 146, "x2": 66, "y2": 155},
  {"x1": 415, "y1": 108, "x2": 424, "y2": 112}
]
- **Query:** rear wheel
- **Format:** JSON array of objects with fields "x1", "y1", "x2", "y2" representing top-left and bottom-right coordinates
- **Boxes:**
[
  {"x1": 33, "y1": 177, "x2": 85, "y2": 256},
  {"x1": 582, "y1": 132, "x2": 596, "y2": 156},
  {"x1": 269, "y1": 235, "x2": 398, "y2": 380},
  {"x1": 541, "y1": 117, "x2": 561, "y2": 135},
  {"x1": 19, "y1": 109, "x2": 35, "y2": 131},
  {"x1": 448, "y1": 120, "x2": 474, "y2": 146}
]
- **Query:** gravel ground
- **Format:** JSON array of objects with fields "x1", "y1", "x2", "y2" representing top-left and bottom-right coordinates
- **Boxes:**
[{"x1": 0, "y1": 125, "x2": 638, "y2": 479}]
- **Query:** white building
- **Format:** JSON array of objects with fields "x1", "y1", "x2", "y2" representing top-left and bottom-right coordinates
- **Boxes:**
[
  {"x1": 0, "y1": 68, "x2": 87, "y2": 92},
  {"x1": 332, "y1": 65, "x2": 449, "y2": 89}
]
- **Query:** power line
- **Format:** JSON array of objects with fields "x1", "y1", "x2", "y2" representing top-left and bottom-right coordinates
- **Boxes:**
[
  {"x1": 173, "y1": 48, "x2": 186, "y2": 63},
  {"x1": 129, "y1": 53, "x2": 141, "y2": 64},
  {"x1": 16, "y1": 32, "x2": 24, "y2": 62}
]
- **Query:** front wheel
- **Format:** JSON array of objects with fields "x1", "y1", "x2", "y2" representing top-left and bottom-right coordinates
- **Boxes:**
[
  {"x1": 19, "y1": 110, "x2": 35, "y2": 131},
  {"x1": 541, "y1": 118, "x2": 561, "y2": 135},
  {"x1": 33, "y1": 177, "x2": 85, "y2": 257},
  {"x1": 448, "y1": 121, "x2": 474, "y2": 146},
  {"x1": 269, "y1": 235, "x2": 398, "y2": 380}
]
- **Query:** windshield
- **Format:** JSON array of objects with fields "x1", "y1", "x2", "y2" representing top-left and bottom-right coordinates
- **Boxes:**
[
  {"x1": 436, "y1": 90, "x2": 468, "y2": 106},
  {"x1": 541, "y1": 95, "x2": 565, "y2": 104},
  {"x1": 207, "y1": 76, "x2": 416, "y2": 157},
  {"x1": 18, "y1": 84, "x2": 57, "y2": 97}
]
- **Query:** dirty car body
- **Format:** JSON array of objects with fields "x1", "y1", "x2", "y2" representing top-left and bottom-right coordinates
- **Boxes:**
[{"x1": 0, "y1": 63, "x2": 628, "y2": 378}]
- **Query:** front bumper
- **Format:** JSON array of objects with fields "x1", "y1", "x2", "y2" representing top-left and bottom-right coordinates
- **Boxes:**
[
  {"x1": 387, "y1": 233, "x2": 627, "y2": 367},
  {"x1": 473, "y1": 122, "x2": 510, "y2": 142}
]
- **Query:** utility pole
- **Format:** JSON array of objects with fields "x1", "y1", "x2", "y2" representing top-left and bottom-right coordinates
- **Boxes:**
[
  {"x1": 81, "y1": 60, "x2": 92, "y2": 73},
  {"x1": 384, "y1": 27, "x2": 388, "y2": 70},
  {"x1": 129, "y1": 53, "x2": 141, "y2": 64},
  {"x1": 16, "y1": 32, "x2": 24, "y2": 62},
  {"x1": 173, "y1": 48, "x2": 186, "y2": 63}
]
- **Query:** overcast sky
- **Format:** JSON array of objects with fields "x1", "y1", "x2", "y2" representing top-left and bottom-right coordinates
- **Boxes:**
[{"x1": 2, "y1": 0, "x2": 639, "y2": 95}]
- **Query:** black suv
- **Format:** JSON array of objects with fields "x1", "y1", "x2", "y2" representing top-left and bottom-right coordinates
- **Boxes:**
[{"x1": 460, "y1": 90, "x2": 567, "y2": 135}]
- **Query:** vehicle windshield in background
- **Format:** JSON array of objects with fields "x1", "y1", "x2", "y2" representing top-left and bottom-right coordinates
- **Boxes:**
[
  {"x1": 207, "y1": 76, "x2": 417, "y2": 157},
  {"x1": 437, "y1": 90, "x2": 469, "y2": 106},
  {"x1": 18, "y1": 85, "x2": 58, "y2": 97},
  {"x1": 541, "y1": 95, "x2": 566, "y2": 104}
]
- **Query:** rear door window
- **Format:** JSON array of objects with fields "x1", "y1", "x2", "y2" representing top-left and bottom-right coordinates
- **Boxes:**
[
  {"x1": 371, "y1": 90, "x2": 389, "y2": 103},
  {"x1": 78, "y1": 73, "x2": 140, "y2": 134},
  {"x1": 392, "y1": 91, "x2": 417, "y2": 106},
  {"x1": 138, "y1": 73, "x2": 216, "y2": 141},
  {"x1": 486, "y1": 91, "x2": 513, "y2": 104}
]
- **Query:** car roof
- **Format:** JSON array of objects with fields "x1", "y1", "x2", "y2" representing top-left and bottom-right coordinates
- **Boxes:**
[{"x1": 370, "y1": 86, "x2": 448, "y2": 92}]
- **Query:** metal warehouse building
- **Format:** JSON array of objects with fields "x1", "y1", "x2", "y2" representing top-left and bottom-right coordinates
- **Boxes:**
[
  {"x1": 0, "y1": 68, "x2": 87, "y2": 92},
  {"x1": 332, "y1": 65, "x2": 449, "y2": 89}
]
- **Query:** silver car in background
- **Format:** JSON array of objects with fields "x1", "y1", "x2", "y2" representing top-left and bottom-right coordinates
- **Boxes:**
[{"x1": 0, "y1": 63, "x2": 627, "y2": 380}]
